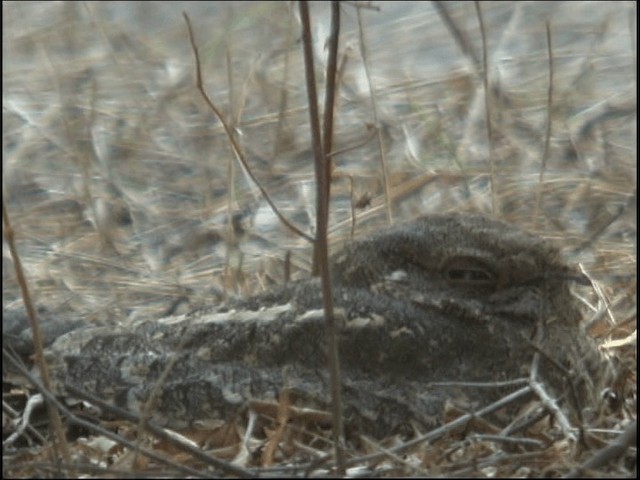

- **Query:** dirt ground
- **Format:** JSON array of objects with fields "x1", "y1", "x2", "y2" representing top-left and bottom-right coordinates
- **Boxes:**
[{"x1": 3, "y1": 1, "x2": 636, "y2": 477}]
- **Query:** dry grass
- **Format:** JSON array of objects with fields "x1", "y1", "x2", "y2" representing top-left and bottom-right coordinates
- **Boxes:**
[{"x1": 3, "y1": 1, "x2": 636, "y2": 477}]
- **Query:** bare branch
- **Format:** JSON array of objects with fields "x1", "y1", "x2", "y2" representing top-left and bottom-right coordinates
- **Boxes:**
[
  {"x1": 182, "y1": 12, "x2": 313, "y2": 243},
  {"x1": 298, "y1": 1, "x2": 346, "y2": 473},
  {"x1": 2, "y1": 200, "x2": 71, "y2": 470}
]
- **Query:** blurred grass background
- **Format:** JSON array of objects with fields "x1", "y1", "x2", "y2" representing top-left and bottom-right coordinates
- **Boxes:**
[{"x1": 3, "y1": 1, "x2": 635, "y2": 343}]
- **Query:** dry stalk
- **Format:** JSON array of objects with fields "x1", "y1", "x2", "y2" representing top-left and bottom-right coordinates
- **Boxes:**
[
  {"x1": 433, "y1": 0, "x2": 481, "y2": 73},
  {"x1": 60, "y1": 382, "x2": 255, "y2": 477},
  {"x1": 5, "y1": 328, "x2": 250, "y2": 476},
  {"x1": 298, "y1": 1, "x2": 346, "y2": 474},
  {"x1": 345, "y1": 386, "x2": 535, "y2": 467},
  {"x1": 474, "y1": 1, "x2": 498, "y2": 215},
  {"x1": 182, "y1": 12, "x2": 313, "y2": 244},
  {"x1": 272, "y1": 3, "x2": 296, "y2": 157},
  {"x1": 534, "y1": 20, "x2": 554, "y2": 228},
  {"x1": 356, "y1": 5, "x2": 393, "y2": 225},
  {"x1": 2, "y1": 200, "x2": 72, "y2": 474},
  {"x1": 564, "y1": 420, "x2": 637, "y2": 478}
]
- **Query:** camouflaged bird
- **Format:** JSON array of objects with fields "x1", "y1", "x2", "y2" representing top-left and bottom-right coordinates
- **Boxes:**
[{"x1": 22, "y1": 213, "x2": 618, "y2": 437}]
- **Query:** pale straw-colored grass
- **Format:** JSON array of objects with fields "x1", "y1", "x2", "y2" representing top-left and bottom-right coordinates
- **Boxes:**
[{"x1": 3, "y1": 1, "x2": 635, "y2": 476}]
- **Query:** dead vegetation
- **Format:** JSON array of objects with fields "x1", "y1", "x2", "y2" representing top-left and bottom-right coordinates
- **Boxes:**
[{"x1": 3, "y1": 1, "x2": 636, "y2": 477}]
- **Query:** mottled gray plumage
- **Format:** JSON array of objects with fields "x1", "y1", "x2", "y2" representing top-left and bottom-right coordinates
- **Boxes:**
[{"x1": 25, "y1": 214, "x2": 617, "y2": 437}]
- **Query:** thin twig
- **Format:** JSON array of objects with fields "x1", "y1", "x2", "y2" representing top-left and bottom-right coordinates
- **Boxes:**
[
  {"x1": 474, "y1": 1, "x2": 498, "y2": 215},
  {"x1": 327, "y1": 125, "x2": 377, "y2": 159},
  {"x1": 182, "y1": 12, "x2": 313, "y2": 243},
  {"x1": 529, "y1": 353, "x2": 577, "y2": 441},
  {"x1": 564, "y1": 420, "x2": 637, "y2": 478},
  {"x1": 298, "y1": 2, "x2": 346, "y2": 474},
  {"x1": 272, "y1": 3, "x2": 295, "y2": 157},
  {"x1": 64, "y1": 385, "x2": 255, "y2": 477},
  {"x1": 355, "y1": 4, "x2": 393, "y2": 225},
  {"x1": 345, "y1": 386, "x2": 535, "y2": 467},
  {"x1": 2, "y1": 200, "x2": 71, "y2": 474},
  {"x1": 321, "y1": 1, "x2": 340, "y2": 222},
  {"x1": 3, "y1": 348, "x2": 251, "y2": 478},
  {"x1": 534, "y1": 20, "x2": 554, "y2": 228},
  {"x1": 433, "y1": 1, "x2": 481, "y2": 73}
]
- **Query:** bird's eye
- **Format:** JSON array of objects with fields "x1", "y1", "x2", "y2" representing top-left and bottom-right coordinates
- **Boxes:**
[{"x1": 443, "y1": 257, "x2": 497, "y2": 290}]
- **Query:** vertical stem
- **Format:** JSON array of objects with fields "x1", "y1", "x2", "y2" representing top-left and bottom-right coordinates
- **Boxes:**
[
  {"x1": 299, "y1": 1, "x2": 346, "y2": 473},
  {"x1": 474, "y1": 1, "x2": 498, "y2": 216},
  {"x1": 3, "y1": 200, "x2": 71, "y2": 473}
]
